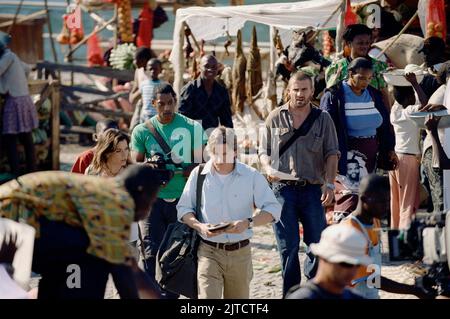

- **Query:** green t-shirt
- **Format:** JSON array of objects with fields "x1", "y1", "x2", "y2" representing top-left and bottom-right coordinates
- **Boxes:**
[{"x1": 131, "y1": 113, "x2": 207, "y2": 199}]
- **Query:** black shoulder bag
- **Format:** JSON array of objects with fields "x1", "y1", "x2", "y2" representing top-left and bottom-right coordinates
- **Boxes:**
[{"x1": 153, "y1": 164, "x2": 206, "y2": 299}]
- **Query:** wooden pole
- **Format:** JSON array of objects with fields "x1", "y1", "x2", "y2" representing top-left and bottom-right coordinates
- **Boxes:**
[
  {"x1": 64, "y1": 0, "x2": 73, "y2": 86},
  {"x1": 44, "y1": 0, "x2": 59, "y2": 80},
  {"x1": 50, "y1": 80, "x2": 60, "y2": 170},
  {"x1": 79, "y1": 3, "x2": 115, "y2": 32},
  {"x1": 6, "y1": 0, "x2": 24, "y2": 34},
  {"x1": 112, "y1": 3, "x2": 119, "y2": 87},
  {"x1": 375, "y1": 11, "x2": 419, "y2": 59},
  {"x1": 335, "y1": 0, "x2": 346, "y2": 57},
  {"x1": 182, "y1": 21, "x2": 201, "y2": 53}
]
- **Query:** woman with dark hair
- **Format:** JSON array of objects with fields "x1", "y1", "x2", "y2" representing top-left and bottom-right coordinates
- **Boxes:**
[
  {"x1": 85, "y1": 129, "x2": 131, "y2": 177},
  {"x1": 320, "y1": 57, "x2": 397, "y2": 214},
  {"x1": 325, "y1": 24, "x2": 390, "y2": 108}
]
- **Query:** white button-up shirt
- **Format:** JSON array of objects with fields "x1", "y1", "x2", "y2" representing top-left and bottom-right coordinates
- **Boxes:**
[{"x1": 177, "y1": 160, "x2": 281, "y2": 243}]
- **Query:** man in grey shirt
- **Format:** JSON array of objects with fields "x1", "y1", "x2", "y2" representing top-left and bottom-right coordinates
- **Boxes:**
[{"x1": 259, "y1": 71, "x2": 340, "y2": 297}]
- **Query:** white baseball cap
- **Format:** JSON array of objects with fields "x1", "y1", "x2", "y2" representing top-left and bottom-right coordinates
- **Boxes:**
[{"x1": 310, "y1": 224, "x2": 373, "y2": 266}]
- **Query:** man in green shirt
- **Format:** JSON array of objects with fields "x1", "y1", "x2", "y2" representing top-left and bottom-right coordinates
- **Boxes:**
[{"x1": 131, "y1": 83, "x2": 206, "y2": 298}]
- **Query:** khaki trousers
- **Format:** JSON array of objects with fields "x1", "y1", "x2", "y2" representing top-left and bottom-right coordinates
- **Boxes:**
[
  {"x1": 389, "y1": 154, "x2": 420, "y2": 230},
  {"x1": 197, "y1": 241, "x2": 253, "y2": 299}
]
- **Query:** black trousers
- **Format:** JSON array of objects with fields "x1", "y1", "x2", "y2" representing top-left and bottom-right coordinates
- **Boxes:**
[{"x1": 33, "y1": 217, "x2": 111, "y2": 299}]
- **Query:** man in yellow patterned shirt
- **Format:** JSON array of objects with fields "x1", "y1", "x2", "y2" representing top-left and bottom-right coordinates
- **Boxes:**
[{"x1": 0, "y1": 164, "x2": 171, "y2": 299}]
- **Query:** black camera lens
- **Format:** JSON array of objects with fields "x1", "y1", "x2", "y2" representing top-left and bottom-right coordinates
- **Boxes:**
[{"x1": 155, "y1": 169, "x2": 174, "y2": 186}]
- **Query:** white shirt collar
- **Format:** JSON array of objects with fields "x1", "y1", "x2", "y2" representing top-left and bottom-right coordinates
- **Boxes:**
[{"x1": 201, "y1": 159, "x2": 244, "y2": 176}]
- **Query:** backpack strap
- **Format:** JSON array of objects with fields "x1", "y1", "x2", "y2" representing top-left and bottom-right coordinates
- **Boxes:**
[{"x1": 195, "y1": 164, "x2": 206, "y2": 218}]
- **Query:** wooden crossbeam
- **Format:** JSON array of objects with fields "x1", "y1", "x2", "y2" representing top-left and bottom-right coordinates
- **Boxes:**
[{"x1": 36, "y1": 61, "x2": 134, "y2": 82}]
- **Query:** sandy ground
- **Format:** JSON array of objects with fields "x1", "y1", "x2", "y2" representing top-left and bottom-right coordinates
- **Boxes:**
[{"x1": 29, "y1": 143, "x2": 420, "y2": 299}]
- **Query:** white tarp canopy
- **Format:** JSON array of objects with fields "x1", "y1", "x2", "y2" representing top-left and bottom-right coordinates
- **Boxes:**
[{"x1": 169, "y1": 0, "x2": 352, "y2": 93}]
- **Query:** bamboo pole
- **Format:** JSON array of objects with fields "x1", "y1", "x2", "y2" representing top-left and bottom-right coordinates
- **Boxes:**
[
  {"x1": 79, "y1": 3, "x2": 115, "y2": 32},
  {"x1": 375, "y1": 11, "x2": 419, "y2": 59}
]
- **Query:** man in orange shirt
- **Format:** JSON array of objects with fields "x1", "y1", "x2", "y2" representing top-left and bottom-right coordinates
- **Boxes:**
[{"x1": 341, "y1": 174, "x2": 432, "y2": 299}]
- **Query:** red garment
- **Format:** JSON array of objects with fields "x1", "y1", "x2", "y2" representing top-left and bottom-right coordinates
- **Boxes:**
[
  {"x1": 71, "y1": 149, "x2": 95, "y2": 174},
  {"x1": 87, "y1": 32, "x2": 104, "y2": 67},
  {"x1": 136, "y1": 2, "x2": 154, "y2": 48},
  {"x1": 344, "y1": 0, "x2": 358, "y2": 27}
]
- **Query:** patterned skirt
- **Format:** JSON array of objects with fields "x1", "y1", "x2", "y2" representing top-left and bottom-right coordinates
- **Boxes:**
[{"x1": 2, "y1": 95, "x2": 39, "y2": 134}]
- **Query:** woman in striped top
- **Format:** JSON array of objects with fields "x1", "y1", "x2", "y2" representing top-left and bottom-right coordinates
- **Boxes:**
[{"x1": 320, "y1": 57, "x2": 396, "y2": 214}]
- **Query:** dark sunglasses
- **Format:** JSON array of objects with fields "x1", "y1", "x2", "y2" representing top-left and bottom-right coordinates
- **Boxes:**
[{"x1": 338, "y1": 262, "x2": 357, "y2": 268}]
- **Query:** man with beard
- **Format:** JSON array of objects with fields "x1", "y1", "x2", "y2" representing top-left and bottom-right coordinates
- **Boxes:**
[
  {"x1": 346, "y1": 158, "x2": 361, "y2": 188},
  {"x1": 259, "y1": 71, "x2": 340, "y2": 297},
  {"x1": 131, "y1": 83, "x2": 206, "y2": 298},
  {"x1": 179, "y1": 55, "x2": 233, "y2": 132}
]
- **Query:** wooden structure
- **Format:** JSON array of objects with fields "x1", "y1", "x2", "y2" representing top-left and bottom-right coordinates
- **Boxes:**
[
  {"x1": 36, "y1": 61, "x2": 133, "y2": 135},
  {"x1": 0, "y1": 13, "x2": 46, "y2": 64},
  {"x1": 28, "y1": 79, "x2": 61, "y2": 171}
]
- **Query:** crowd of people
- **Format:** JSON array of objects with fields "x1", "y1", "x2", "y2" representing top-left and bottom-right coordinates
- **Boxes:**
[{"x1": 1, "y1": 21, "x2": 450, "y2": 300}]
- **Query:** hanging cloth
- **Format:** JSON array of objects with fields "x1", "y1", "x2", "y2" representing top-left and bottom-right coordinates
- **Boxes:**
[
  {"x1": 87, "y1": 30, "x2": 104, "y2": 66},
  {"x1": 344, "y1": 0, "x2": 359, "y2": 27},
  {"x1": 136, "y1": 2, "x2": 154, "y2": 48}
]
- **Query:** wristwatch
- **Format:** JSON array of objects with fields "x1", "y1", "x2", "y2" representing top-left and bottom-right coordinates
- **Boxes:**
[
  {"x1": 247, "y1": 217, "x2": 254, "y2": 229},
  {"x1": 325, "y1": 182, "x2": 336, "y2": 190}
]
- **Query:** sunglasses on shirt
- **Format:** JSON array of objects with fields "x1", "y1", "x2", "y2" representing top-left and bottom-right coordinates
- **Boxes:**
[{"x1": 338, "y1": 262, "x2": 358, "y2": 268}]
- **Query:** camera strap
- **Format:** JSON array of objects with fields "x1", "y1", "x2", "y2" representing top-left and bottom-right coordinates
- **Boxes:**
[{"x1": 145, "y1": 120, "x2": 172, "y2": 157}]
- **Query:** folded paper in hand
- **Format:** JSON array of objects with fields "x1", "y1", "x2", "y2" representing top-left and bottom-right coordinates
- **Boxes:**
[{"x1": 267, "y1": 168, "x2": 299, "y2": 181}]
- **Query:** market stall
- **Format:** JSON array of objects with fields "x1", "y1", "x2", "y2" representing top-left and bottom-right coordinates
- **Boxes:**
[{"x1": 169, "y1": 0, "x2": 350, "y2": 95}]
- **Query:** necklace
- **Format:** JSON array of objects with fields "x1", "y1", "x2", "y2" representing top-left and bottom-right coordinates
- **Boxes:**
[{"x1": 104, "y1": 164, "x2": 119, "y2": 177}]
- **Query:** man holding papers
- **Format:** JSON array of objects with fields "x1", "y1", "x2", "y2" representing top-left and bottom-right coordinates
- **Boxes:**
[{"x1": 259, "y1": 71, "x2": 340, "y2": 297}]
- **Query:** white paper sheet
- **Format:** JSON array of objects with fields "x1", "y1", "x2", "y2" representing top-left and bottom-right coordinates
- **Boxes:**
[{"x1": 0, "y1": 219, "x2": 35, "y2": 289}]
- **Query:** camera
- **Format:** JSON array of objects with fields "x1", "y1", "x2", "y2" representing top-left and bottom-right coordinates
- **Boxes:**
[
  {"x1": 145, "y1": 153, "x2": 180, "y2": 185},
  {"x1": 388, "y1": 211, "x2": 450, "y2": 296}
]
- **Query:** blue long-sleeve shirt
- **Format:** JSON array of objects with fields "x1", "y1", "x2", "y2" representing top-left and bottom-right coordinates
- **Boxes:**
[{"x1": 319, "y1": 82, "x2": 395, "y2": 175}]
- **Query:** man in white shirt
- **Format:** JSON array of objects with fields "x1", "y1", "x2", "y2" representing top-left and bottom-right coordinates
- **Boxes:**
[
  {"x1": 421, "y1": 62, "x2": 450, "y2": 212},
  {"x1": 177, "y1": 126, "x2": 281, "y2": 299},
  {"x1": 389, "y1": 82, "x2": 423, "y2": 230}
]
